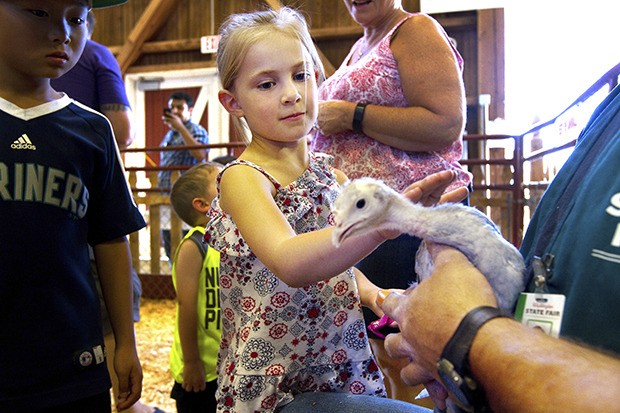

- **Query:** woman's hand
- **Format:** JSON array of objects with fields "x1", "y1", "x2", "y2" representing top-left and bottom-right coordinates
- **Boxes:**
[{"x1": 316, "y1": 100, "x2": 356, "y2": 135}]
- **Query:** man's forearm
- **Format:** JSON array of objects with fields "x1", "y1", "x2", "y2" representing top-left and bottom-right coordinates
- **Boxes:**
[
  {"x1": 178, "y1": 125, "x2": 206, "y2": 161},
  {"x1": 471, "y1": 318, "x2": 620, "y2": 413}
]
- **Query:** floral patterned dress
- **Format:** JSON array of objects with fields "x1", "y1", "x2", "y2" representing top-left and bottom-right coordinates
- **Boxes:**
[
  {"x1": 312, "y1": 14, "x2": 472, "y2": 193},
  {"x1": 205, "y1": 153, "x2": 386, "y2": 412}
]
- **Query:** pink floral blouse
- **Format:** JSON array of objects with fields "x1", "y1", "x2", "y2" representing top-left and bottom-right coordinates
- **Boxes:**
[
  {"x1": 312, "y1": 14, "x2": 472, "y2": 193},
  {"x1": 205, "y1": 153, "x2": 386, "y2": 412}
]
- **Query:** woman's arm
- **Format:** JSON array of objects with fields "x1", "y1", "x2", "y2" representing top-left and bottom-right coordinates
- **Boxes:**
[
  {"x1": 219, "y1": 168, "x2": 462, "y2": 288},
  {"x1": 317, "y1": 14, "x2": 465, "y2": 153},
  {"x1": 101, "y1": 104, "x2": 134, "y2": 149}
]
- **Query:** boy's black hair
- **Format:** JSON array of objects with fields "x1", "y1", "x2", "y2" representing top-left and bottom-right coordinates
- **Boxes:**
[{"x1": 168, "y1": 91, "x2": 194, "y2": 108}]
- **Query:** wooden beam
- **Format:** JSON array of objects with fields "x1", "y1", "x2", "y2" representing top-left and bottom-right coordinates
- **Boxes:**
[
  {"x1": 116, "y1": 0, "x2": 179, "y2": 74},
  {"x1": 311, "y1": 26, "x2": 362, "y2": 40},
  {"x1": 108, "y1": 25, "x2": 362, "y2": 56},
  {"x1": 125, "y1": 60, "x2": 217, "y2": 74},
  {"x1": 112, "y1": 0, "x2": 337, "y2": 76},
  {"x1": 109, "y1": 39, "x2": 201, "y2": 55},
  {"x1": 478, "y1": 8, "x2": 505, "y2": 120}
]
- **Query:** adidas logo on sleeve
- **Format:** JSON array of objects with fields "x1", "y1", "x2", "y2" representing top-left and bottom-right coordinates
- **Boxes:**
[{"x1": 11, "y1": 134, "x2": 36, "y2": 150}]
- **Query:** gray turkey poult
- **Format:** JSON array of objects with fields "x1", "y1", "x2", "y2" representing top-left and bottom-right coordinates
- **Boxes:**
[{"x1": 331, "y1": 177, "x2": 526, "y2": 312}]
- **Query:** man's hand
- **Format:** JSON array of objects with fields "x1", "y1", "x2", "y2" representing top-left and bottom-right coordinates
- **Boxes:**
[
  {"x1": 377, "y1": 243, "x2": 497, "y2": 409},
  {"x1": 163, "y1": 111, "x2": 185, "y2": 131}
]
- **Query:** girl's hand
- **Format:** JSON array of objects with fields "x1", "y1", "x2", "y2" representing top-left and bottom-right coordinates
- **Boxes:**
[
  {"x1": 364, "y1": 286, "x2": 405, "y2": 320},
  {"x1": 377, "y1": 170, "x2": 468, "y2": 241},
  {"x1": 401, "y1": 170, "x2": 468, "y2": 207}
]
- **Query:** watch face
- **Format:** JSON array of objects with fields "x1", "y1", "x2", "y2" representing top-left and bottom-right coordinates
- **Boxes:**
[{"x1": 437, "y1": 358, "x2": 475, "y2": 411}]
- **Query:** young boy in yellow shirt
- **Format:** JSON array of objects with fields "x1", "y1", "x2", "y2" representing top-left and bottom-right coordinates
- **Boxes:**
[{"x1": 169, "y1": 162, "x2": 223, "y2": 413}]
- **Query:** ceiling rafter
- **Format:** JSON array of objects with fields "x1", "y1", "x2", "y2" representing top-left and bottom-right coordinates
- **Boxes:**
[
  {"x1": 115, "y1": 0, "x2": 336, "y2": 76},
  {"x1": 116, "y1": 0, "x2": 178, "y2": 74}
]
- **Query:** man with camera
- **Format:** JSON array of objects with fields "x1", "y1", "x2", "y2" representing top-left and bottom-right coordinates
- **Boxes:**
[
  {"x1": 158, "y1": 91, "x2": 210, "y2": 189},
  {"x1": 159, "y1": 91, "x2": 209, "y2": 258}
]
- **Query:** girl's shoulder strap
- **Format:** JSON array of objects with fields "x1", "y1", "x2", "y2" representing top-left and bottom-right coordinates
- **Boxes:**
[{"x1": 221, "y1": 159, "x2": 281, "y2": 190}]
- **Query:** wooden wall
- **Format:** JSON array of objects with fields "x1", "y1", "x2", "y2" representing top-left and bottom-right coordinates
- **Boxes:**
[{"x1": 91, "y1": 0, "x2": 503, "y2": 129}]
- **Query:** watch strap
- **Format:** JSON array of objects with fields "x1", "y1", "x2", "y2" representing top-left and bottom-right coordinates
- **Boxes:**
[
  {"x1": 352, "y1": 102, "x2": 367, "y2": 133},
  {"x1": 441, "y1": 306, "x2": 506, "y2": 372},
  {"x1": 438, "y1": 306, "x2": 506, "y2": 412}
]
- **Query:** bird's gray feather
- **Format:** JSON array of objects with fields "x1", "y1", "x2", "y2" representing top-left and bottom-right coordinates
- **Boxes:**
[{"x1": 332, "y1": 177, "x2": 525, "y2": 312}]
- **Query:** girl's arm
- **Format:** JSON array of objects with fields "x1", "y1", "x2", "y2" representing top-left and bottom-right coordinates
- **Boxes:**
[
  {"x1": 174, "y1": 240, "x2": 207, "y2": 392},
  {"x1": 219, "y1": 167, "x2": 461, "y2": 288},
  {"x1": 220, "y1": 165, "x2": 386, "y2": 288},
  {"x1": 93, "y1": 238, "x2": 142, "y2": 410},
  {"x1": 375, "y1": 14, "x2": 465, "y2": 152}
]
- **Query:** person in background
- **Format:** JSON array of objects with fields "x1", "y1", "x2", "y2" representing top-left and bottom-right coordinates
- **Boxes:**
[
  {"x1": 0, "y1": 0, "x2": 145, "y2": 411},
  {"x1": 51, "y1": 10, "x2": 134, "y2": 149},
  {"x1": 207, "y1": 6, "x2": 466, "y2": 412},
  {"x1": 158, "y1": 91, "x2": 210, "y2": 259},
  {"x1": 158, "y1": 91, "x2": 209, "y2": 189},
  {"x1": 379, "y1": 84, "x2": 620, "y2": 412},
  {"x1": 311, "y1": 0, "x2": 472, "y2": 404},
  {"x1": 169, "y1": 162, "x2": 223, "y2": 413},
  {"x1": 50, "y1": 10, "x2": 161, "y2": 413}
]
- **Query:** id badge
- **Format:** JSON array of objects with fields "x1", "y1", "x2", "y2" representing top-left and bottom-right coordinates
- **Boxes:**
[{"x1": 514, "y1": 292, "x2": 566, "y2": 338}]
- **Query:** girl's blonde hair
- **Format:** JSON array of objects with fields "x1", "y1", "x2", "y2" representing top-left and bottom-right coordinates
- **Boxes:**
[{"x1": 216, "y1": 7, "x2": 325, "y2": 142}]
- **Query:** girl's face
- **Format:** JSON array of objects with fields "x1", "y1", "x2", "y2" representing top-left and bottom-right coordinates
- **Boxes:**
[
  {"x1": 220, "y1": 33, "x2": 318, "y2": 145},
  {"x1": 0, "y1": 0, "x2": 89, "y2": 83}
]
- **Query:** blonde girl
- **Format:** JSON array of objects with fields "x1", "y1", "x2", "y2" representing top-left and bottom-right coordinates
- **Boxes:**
[{"x1": 206, "y1": 6, "x2": 463, "y2": 413}]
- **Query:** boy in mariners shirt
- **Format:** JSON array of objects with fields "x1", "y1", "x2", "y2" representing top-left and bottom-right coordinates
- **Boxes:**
[
  {"x1": 0, "y1": 0, "x2": 146, "y2": 411},
  {"x1": 169, "y1": 162, "x2": 223, "y2": 413}
]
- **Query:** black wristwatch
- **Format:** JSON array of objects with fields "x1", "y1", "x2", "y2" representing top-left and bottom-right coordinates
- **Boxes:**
[{"x1": 437, "y1": 306, "x2": 506, "y2": 413}]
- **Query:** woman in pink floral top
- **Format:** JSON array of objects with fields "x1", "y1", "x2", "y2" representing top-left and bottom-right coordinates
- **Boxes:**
[
  {"x1": 206, "y1": 6, "x2": 464, "y2": 413},
  {"x1": 311, "y1": 0, "x2": 472, "y2": 405}
]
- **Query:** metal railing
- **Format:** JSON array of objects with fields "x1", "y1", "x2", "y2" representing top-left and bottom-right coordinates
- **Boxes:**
[
  {"x1": 121, "y1": 62, "x2": 620, "y2": 296},
  {"x1": 463, "y1": 62, "x2": 620, "y2": 247}
]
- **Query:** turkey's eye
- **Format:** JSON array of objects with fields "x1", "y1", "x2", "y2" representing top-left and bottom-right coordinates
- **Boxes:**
[{"x1": 356, "y1": 199, "x2": 366, "y2": 209}]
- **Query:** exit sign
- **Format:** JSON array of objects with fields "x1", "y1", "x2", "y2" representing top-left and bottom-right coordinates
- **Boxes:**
[{"x1": 201, "y1": 35, "x2": 221, "y2": 54}]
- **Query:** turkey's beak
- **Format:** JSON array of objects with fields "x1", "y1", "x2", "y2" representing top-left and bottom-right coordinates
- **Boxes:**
[{"x1": 332, "y1": 223, "x2": 353, "y2": 248}]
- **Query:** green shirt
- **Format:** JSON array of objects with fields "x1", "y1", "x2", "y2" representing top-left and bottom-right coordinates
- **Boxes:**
[
  {"x1": 520, "y1": 85, "x2": 620, "y2": 354},
  {"x1": 170, "y1": 226, "x2": 221, "y2": 383}
]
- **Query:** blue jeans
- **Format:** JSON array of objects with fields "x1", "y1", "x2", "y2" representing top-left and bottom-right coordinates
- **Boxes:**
[{"x1": 276, "y1": 392, "x2": 432, "y2": 413}]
